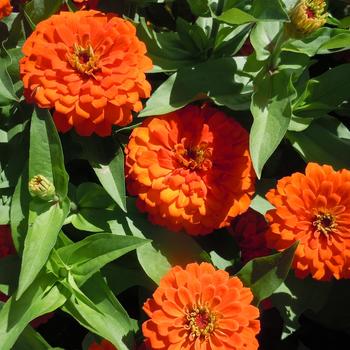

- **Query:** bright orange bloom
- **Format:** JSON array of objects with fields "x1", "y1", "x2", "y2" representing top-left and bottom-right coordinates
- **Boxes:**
[
  {"x1": 20, "y1": 10, "x2": 152, "y2": 136},
  {"x1": 0, "y1": 0, "x2": 12, "y2": 20},
  {"x1": 230, "y1": 208, "x2": 270, "y2": 263},
  {"x1": 125, "y1": 105, "x2": 255, "y2": 235},
  {"x1": 265, "y1": 163, "x2": 350, "y2": 281},
  {"x1": 88, "y1": 340, "x2": 116, "y2": 350},
  {"x1": 143, "y1": 262, "x2": 260, "y2": 350}
]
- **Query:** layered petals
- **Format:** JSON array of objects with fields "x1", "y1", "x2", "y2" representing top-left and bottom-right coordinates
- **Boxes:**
[
  {"x1": 142, "y1": 262, "x2": 260, "y2": 350},
  {"x1": 20, "y1": 10, "x2": 152, "y2": 136},
  {"x1": 230, "y1": 208, "x2": 270, "y2": 263},
  {"x1": 265, "y1": 162, "x2": 350, "y2": 281},
  {"x1": 125, "y1": 105, "x2": 255, "y2": 235},
  {"x1": 0, "y1": 0, "x2": 12, "y2": 20}
]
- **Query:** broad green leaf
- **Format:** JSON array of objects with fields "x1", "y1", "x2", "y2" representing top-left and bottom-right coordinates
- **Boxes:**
[
  {"x1": 17, "y1": 198, "x2": 70, "y2": 298},
  {"x1": 0, "y1": 273, "x2": 68, "y2": 350},
  {"x1": 140, "y1": 57, "x2": 245, "y2": 117},
  {"x1": 126, "y1": 198, "x2": 210, "y2": 284},
  {"x1": 294, "y1": 64, "x2": 350, "y2": 118},
  {"x1": 136, "y1": 18, "x2": 199, "y2": 72},
  {"x1": 186, "y1": 0, "x2": 209, "y2": 16},
  {"x1": 70, "y1": 182, "x2": 116, "y2": 232},
  {"x1": 250, "y1": 70, "x2": 295, "y2": 178},
  {"x1": 287, "y1": 117, "x2": 350, "y2": 170},
  {"x1": 62, "y1": 273, "x2": 135, "y2": 350},
  {"x1": 10, "y1": 168, "x2": 29, "y2": 252},
  {"x1": 283, "y1": 28, "x2": 350, "y2": 56},
  {"x1": 79, "y1": 136, "x2": 126, "y2": 212},
  {"x1": 250, "y1": 21, "x2": 283, "y2": 61},
  {"x1": 13, "y1": 326, "x2": 53, "y2": 350},
  {"x1": 56, "y1": 233, "x2": 148, "y2": 285},
  {"x1": 217, "y1": 0, "x2": 289, "y2": 25},
  {"x1": 236, "y1": 241, "x2": 298, "y2": 304},
  {"x1": 271, "y1": 273, "x2": 332, "y2": 338},
  {"x1": 29, "y1": 107, "x2": 69, "y2": 199},
  {"x1": 24, "y1": 0, "x2": 63, "y2": 26}
]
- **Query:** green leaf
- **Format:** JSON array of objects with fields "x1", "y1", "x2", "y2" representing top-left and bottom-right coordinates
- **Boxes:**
[
  {"x1": 236, "y1": 241, "x2": 298, "y2": 304},
  {"x1": 186, "y1": 0, "x2": 209, "y2": 16},
  {"x1": 217, "y1": 0, "x2": 289, "y2": 25},
  {"x1": 13, "y1": 326, "x2": 53, "y2": 350},
  {"x1": 79, "y1": 136, "x2": 126, "y2": 212},
  {"x1": 140, "y1": 57, "x2": 246, "y2": 117},
  {"x1": 29, "y1": 107, "x2": 69, "y2": 199},
  {"x1": 283, "y1": 28, "x2": 350, "y2": 56},
  {"x1": 271, "y1": 273, "x2": 332, "y2": 338},
  {"x1": 70, "y1": 182, "x2": 116, "y2": 232},
  {"x1": 0, "y1": 256, "x2": 20, "y2": 295},
  {"x1": 24, "y1": 0, "x2": 63, "y2": 26},
  {"x1": 294, "y1": 64, "x2": 350, "y2": 118},
  {"x1": 287, "y1": 117, "x2": 350, "y2": 170},
  {"x1": 136, "y1": 18, "x2": 199, "y2": 72},
  {"x1": 250, "y1": 70, "x2": 295, "y2": 178},
  {"x1": 17, "y1": 198, "x2": 70, "y2": 298},
  {"x1": 125, "y1": 198, "x2": 210, "y2": 284},
  {"x1": 0, "y1": 273, "x2": 68, "y2": 350},
  {"x1": 62, "y1": 273, "x2": 135, "y2": 350},
  {"x1": 56, "y1": 233, "x2": 148, "y2": 285}
]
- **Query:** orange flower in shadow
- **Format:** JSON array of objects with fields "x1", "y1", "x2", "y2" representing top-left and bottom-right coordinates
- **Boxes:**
[
  {"x1": 265, "y1": 163, "x2": 350, "y2": 281},
  {"x1": 0, "y1": 0, "x2": 12, "y2": 20},
  {"x1": 20, "y1": 10, "x2": 152, "y2": 136},
  {"x1": 142, "y1": 262, "x2": 260, "y2": 350},
  {"x1": 125, "y1": 105, "x2": 255, "y2": 235},
  {"x1": 230, "y1": 208, "x2": 270, "y2": 263}
]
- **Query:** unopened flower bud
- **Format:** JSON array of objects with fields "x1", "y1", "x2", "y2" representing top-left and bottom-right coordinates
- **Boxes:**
[
  {"x1": 28, "y1": 175, "x2": 56, "y2": 200},
  {"x1": 288, "y1": 0, "x2": 327, "y2": 36}
]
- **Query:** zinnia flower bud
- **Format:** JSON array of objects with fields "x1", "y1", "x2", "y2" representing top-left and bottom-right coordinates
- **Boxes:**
[
  {"x1": 0, "y1": 0, "x2": 12, "y2": 20},
  {"x1": 28, "y1": 175, "x2": 56, "y2": 201},
  {"x1": 289, "y1": 0, "x2": 327, "y2": 35}
]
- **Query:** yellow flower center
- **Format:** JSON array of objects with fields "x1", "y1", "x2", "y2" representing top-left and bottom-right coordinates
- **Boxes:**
[
  {"x1": 289, "y1": 0, "x2": 327, "y2": 35},
  {"x1": 174, "y1": 141, "x2": 212, "y2": 171},
  {"x1": 313, "y1": 212, "x2": 337, "y2": 235},
  {"x1": 67, "y1": 43, "x2": 100, "y2": 76},
  {"x1": 185, "y1": 305, "x2": 217, "y2": 340}
]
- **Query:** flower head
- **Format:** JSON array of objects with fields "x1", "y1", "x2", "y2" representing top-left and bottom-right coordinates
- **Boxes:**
[
  {"x1": 265, "y1": 163, "x2": 350, "y2": 281},
  {"x1": 125, "y1": 105, "x2": 255, "y2": 235},
  {"x1": 28, "y1": 175, "x2": 56, "y2": 200},
  {"x1": 142, "y1": 262, "x2": 260, "y2": 350},
  {"x1": 0, "y1": 225, "x2": 16, "y2": 258},
  {"x1": 230, "y1": 208, "x2": 270, "y2": 263},
  {"x1": 289, "y1": 0, "x2": 327, "y2": 35},
  {"x1": 20, "y1": 10, "x2": 152, "y2": 136},
  {"x1": 0, "y1": 0, "x2": 12, "y2": 20}
]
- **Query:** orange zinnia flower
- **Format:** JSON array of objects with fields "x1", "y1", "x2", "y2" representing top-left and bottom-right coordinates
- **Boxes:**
[
  {"x1": 20, "y1": 10, "x2": 152, "y2": 136},
  {"x1": 265, "y1": 162, "x2": 350, "y2": 281},
  {"x1": 142, "y1": 262, "x2": 260, "y2": 350},
  {"x1": 0, "y1": 0, "x2": 12, "y2": 20},
  {"x1": 125, "y1": 105, "x2": 255, "y2": 235},
  {"x1": 230, "y1": 208, "x2": 270, "y2": 263}
]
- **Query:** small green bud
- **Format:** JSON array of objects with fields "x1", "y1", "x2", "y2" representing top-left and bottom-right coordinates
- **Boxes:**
[{"x1": 28, "y1": 175, "x2": 56, "y2": 201}]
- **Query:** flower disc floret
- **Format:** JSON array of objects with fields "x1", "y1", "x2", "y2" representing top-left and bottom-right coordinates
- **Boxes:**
[
  {"x1": 20, "y1": 10, "x2": 152, "y2": 136},
  {"x1": 125, "y1": 105, "x2": 255, "y2": 235},
  {"x1": 142, "y1": 262, "x2": 260, "y2": 350},
  {"x1": 265, "y1": 163, "x2": 350, "y2": 281}
]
